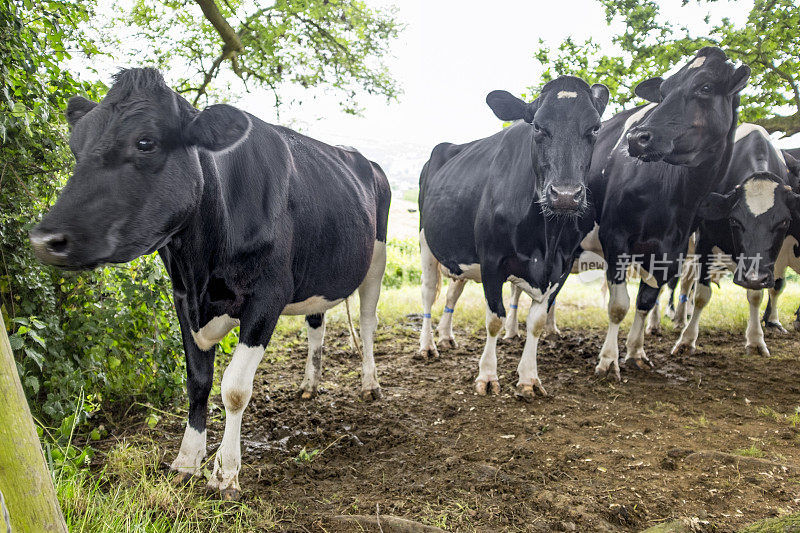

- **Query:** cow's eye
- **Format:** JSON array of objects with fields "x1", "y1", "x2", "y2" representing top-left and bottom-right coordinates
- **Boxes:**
[
  {"x1": 589, "y1": 124, "x2": 601, "y2": 136},
  {"x1": 699, "y1": 83, "x2": 714, "y2": 94},
  {"x1": 533, "y1": 122, "x2": 542, "y2": 133},
  {"x1": 136, "y1": 138, "x2": 156, "y2": 152}
]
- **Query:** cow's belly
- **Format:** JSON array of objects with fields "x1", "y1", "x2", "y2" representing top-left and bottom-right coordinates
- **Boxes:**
[
  {"x1": 281, "y1": 296, "x2": 345, "y2": 316},
  {"x1": 440, "y1": 262, "x2": 482, "y2": 282}
]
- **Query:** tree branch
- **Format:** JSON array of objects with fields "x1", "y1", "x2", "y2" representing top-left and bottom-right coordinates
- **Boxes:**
[
  {"x1": 194, "y1": 0, "x2": 243, "y2": 54},
  {"x1": 752, "y1": 112, "x2": 800, "y2": 137}
]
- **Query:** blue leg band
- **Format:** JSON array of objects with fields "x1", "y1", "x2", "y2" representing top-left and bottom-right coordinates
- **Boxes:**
[
  {"x1": 510, "y1": 304, "x2": 518, "y2": 310},
  {"x1": 679, "y1": 294, "x2": 688, "y2": 303},
  {"x1": 444, "y1": 306, "x2": 454, "y2": 313},
  {"x1": 423, "y1": 313, "x2": 431, "y2": 319}
]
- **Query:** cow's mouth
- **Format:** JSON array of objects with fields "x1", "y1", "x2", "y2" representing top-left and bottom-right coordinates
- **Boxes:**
[{"x1": 636, "y1": 151, "x2": 665, "y2": 163}]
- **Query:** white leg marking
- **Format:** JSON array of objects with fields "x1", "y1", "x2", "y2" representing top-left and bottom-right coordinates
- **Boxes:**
[
  {"x1": 418, "y1": 230, "x2": 440, "y2": 358},
  {"x1": 543, "y1": 302, "x2": 560, "y2": 337},
  {"x1": 358, "y1": 241, "x2": 386, "y2": 400},
  {"x1": 624, "y1": 309, "x2": 650, "y2": 367},
  {"x1": 171, "y1": 425, "x2": 206, "y2": 476},
  {"x1": 437, "y1": 278, "x2": 466, "y2": 347},
  {"x1": 515, "y1": 298, "x2": 549, "y2": 400},
  {"x1": 672, "y1": 283, "x2": 712, "y2": 355},
  {"x1": 503, "y1": 284, "x2": 523, "y2": 339},
  {"x1": 596, "y1": 283, "x2": 629, "y2": 379},
  {"x1": 208, "y1": 343, "x2": 265, "y2": 495},
  {"x1": 745, "y1": 289, "x2": 769, "y2": 356},
  {"x1": 299, "y1": 316, "x2": 325, "y2": 399},
  {"x1": 476, "y1": 304, "x2": 503, "y2": 395},
  {"x1": 191, "y1": 314, "x2": 240, "y2": 351}
]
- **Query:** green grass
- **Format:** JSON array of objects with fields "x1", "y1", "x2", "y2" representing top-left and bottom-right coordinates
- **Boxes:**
[
  {"x1": 57, "y1": 439, "x2": 283, "y2": 532},
  {"x1": 734, "y1": 444, "x2": 766, "y2": 458}
]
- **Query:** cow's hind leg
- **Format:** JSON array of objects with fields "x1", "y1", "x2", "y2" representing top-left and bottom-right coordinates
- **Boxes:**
[
  {"x1": 418, "y1": 230, "x2": 441, "y2": 359},
  {"x1": 645, "y1": 286, "x2": 663, "y2": 335},
  {"x1": 357, "y1": 240, "x2": 386, "y2": 400},
  {"x1": 503, "y1": 284, "x2": 523, "y2": 339},
  {"x1": 171, "y1": 304, "x2": 214, "y2": 483},
  {"x1": 297, "y1": 313, "x2": 325, "y2": 399},
  {"x1": 624, "y1": 281, "x2": 660, "y2": 369},
  {"x1": 437, "y1": 278, "x2": 466, "y2": 349}
]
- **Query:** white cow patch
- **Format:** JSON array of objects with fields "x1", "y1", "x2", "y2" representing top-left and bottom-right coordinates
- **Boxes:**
[
  {"x1": 743, "y1": 178, "x2": 777, "y2": 216},
  {"x1": 614, "y1": 103, "x2": 658, "y2": 151},
  {"x1": 171, "y1": 425, "x2": 207, "y2": 475},
  {"x1": 192, "y1": 314, "x2": 240, "y2": 351},
  {"x1": 688, "y1": 56, "x2": 706, "y2": 69},
  {"x1": 557, "y1": 91, "x2": 578, "y2": 99},
  {"x1": 440, "y1": 263, "x2": 482, "y2": 282},
  {"x1": 282, "y1": 295, "x2": 343, "y2": 316},
  {"x1": 734, "y1": 123, "x2": 770, "y2": 143}
]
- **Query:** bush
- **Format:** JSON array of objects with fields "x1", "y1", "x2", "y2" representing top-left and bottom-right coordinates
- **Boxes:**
[{"x1": 383, "y1": 238, "x2": 421, "y2": 289}]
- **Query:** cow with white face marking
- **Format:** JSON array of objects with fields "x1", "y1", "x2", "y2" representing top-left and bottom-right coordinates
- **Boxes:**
[
  {"x1": 760, "y1": 148, "x2": 800, "y2": 333},
  {"x1": 418, "y1": 76, "x2": 609, "y2": 400},
  {"x1": 587, "y1": 47, "x2": 750, "y2": 378},
  {"x1": 29, "y1": 69, "x2": 390, "y2": 500},
  {"x1": 671, "y1": 124, "x2": 800, "y2": 356}
]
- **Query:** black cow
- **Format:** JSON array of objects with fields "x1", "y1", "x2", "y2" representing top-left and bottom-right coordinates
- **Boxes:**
[
  {"x1": 671, "y1": 124, "x2": 800, "y2": 356},
  {"x1": 417, "y1": 76, "x2": 609, "y2": 400},
  {"x1": 586, "y1": 47, "x2": 750, "y2": 378},
  {"x1": 29, "y1": 68, "x2": 390, "y2": 499},
  {"x1": 761, "y1": 147, "x2": 800, "y2": 332}
]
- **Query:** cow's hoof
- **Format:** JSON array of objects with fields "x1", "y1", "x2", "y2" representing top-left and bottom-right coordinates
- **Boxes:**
[
  {"x1": 360, "y1": 387, "x2": 382, "y2": 401},
  {"x1": 594, "y1": 360, "x2": 621, "y2": 382},
  {"x1": 220, "y1": 488, "x2": 241, "y2": 501},
  {"x1": 296, "y1": 387, "x2": 317, "y2": 400},
  {"x1": 764, "y1": 321, "x2": 788, "y2": 334},
  {"x1": 502, "y1": 330, "x2": 520, "y2": 340},
  {"x1": 414, "y1": 346, "x2": 439, "y2": 360},
  {"x1": 438, "y1": 338, "x2": 457, "y2": 350},
  {"x1": 170, "y1": 471, "x2": 197, "y2": 486},
  {"x1": 746, "y1": 344, "x2": 770, "y2": 357},
  {"x1": 543, "y1": 326, "x2": 562, "y2": 339},
  {"x1": 671, "y1": 343, "x2": 695, "y2": 356},
  {"x1": 475, "y1": 379, "x2": 500, "y2": 396},
  {"x1": 515, "y1": 381, "x2": 547, "y2": 402},
  {"x1": 645, "y1": 325, "x2": 662, "y2": 336},
  {"x1": 624, "y1": 355, "x2": 654, "y2": 370}
]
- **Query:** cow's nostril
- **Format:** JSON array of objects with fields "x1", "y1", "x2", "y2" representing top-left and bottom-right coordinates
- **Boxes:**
[
  {"x1": 637, "y1": 131, "x2": 652, "y2": 144},
  {"x1": 46, "y1": 234, "x2": 69, "y2": 255}
]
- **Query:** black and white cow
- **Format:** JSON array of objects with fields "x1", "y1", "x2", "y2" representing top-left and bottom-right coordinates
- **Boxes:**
[
  {"x1": 587, "y1": 47, "x2": 750, "y2": 378},
  {"x1": 671, "y1": 124, "x2": 800, "y2": 356},
  {"x1": 29, "y1": 68, "x2": 391, "y2": 499},
  {"x1": 760, "y1": 147, "x2": 800, "y2": 332},
  {"x1": 418, "y1": 76, "x2": 609, "y2": 400}
]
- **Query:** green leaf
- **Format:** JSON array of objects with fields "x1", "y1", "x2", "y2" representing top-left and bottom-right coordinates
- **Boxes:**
[
  {"x1": 24, "y1": 347, "x2": 44, "y2": 370},
  {"x1": 8, "y1": 334, "x2": 23, "y2": 351}
]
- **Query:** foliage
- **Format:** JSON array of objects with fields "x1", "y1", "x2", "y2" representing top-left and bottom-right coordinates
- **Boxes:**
[
  {"x1": 383, "y1": 238, "x2": 421, "y2": 289},
  {"x1": 0, "y1": 0, "x2": 185, "y2": 429},
  {"x1": 533, "y1": 0, "x2": 800, "y2": 135},
  {"x1": 111, "y1": 0, "x2": 402, "y2": 110}
]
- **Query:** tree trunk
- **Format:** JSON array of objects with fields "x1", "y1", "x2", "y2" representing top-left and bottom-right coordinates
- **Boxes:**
[{"x1": 0, "y1": 324, "x2": 66, "y2": 532}]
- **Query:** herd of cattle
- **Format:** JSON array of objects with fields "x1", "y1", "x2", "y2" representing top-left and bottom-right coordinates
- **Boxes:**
[{"x1": 26, "y1": 46, "x2": 800, "y2": 499}]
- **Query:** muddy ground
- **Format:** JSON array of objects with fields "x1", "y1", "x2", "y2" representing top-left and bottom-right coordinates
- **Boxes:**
[{"x1": 162, "y1": 317, "x2": 800, "y2": 532}]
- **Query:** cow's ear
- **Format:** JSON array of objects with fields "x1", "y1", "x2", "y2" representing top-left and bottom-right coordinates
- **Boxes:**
[
  {"x1": 590, "y1": 83, "x2": 610, "y2": 116},
  {"x1": 634, "y1": 77, "x2": 664, "y2": 103},
  {"x1": 784, "y1": 151, "x2": 800, "y2": 179},
  {"x1": 185, "y1": 104, "x2": 250, "y2": 151},
  {"x1": 486, "y1": 90, "x2": 536, "y2": 123},
  {"x1": 727, "y1": 64, "x2": 751, "y2": 96},
  {"x1": 66, "y1": 96, "x2": 98, "y2": 126},
  {"x1": 698, "y1": 191, "x2": 735, "y2": 220}
]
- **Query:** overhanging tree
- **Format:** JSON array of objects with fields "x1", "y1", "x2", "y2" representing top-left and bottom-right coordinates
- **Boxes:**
[
  {"x1": 112, "y1": 0, "x2": 403, "y2": 111},
  {"x1": 534, "y1": 0, "x2": 800, "y2": 136}
]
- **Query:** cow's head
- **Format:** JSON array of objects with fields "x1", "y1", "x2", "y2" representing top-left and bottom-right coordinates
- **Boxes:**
[
  {"x1": 29, "y1": 68, "x2": 250, "y2": 269},
  {"x1": 486, "y1": 76, "x2": 609, "y2": 216},
  {"x1": 699, "y1": 172, "x2": 800, "y2": 289},
  {"x1": 627, "y1": 47, "x2": 750, "y2": 167}
]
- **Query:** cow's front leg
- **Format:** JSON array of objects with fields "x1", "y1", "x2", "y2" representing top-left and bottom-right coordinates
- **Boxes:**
[
  {"x1": 543, "y1": 301, "x2": 560, "y2": 338},
  {"x1": 515, "y1": 296, "x2": 549, "y2": 401},
  {"x1": 745, "y1": 289, "x2": 769, "y2": 356},
  {"x1": 171, "y1": 302, "x2": 215, "y2": 483},
  {"x1": 357, "y1": 240, "x2": 386, "y2": 401},
  {"x1": 475, "y1": 277, "x2": 505, "y2": 396},
  {"x1": 624, "y1": 281, "x2": 660, "y2": 369},
  {"x1": 437, "y1": 278, "x2": 466, "y2": 349},
  {"x1": 596, "y1": 281, "x2": 629, "y2": 380},
  {"x1": 298, "y1": 313, "x2": 325, "y2": 399},
  {"x1": 503, "y1": 284, "x2": 523, "y2": 339},
  {"x1": 762, "y1": 278, "x2": 787, "y2": 333}
]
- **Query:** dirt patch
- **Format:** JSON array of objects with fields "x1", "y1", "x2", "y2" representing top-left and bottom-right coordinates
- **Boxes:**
[{"x1": 163, "y1": 320, "x2": 800, "y2": 532}]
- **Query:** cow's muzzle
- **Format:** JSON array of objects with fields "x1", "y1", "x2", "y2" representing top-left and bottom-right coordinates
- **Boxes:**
[
  {"x1": 545, "y1": 184, "x2": 586, "y2": 213},
  {"x1": 29, "y1": 228, "x2": 71, "y2": 266},
  {"x1": 627, "y1": 128, "x2": 666, "y2": 162}
]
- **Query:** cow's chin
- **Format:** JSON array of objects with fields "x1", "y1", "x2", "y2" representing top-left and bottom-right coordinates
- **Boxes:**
[{"x1": 539, "y1": 202, "x2": 585, "y2": 220}]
